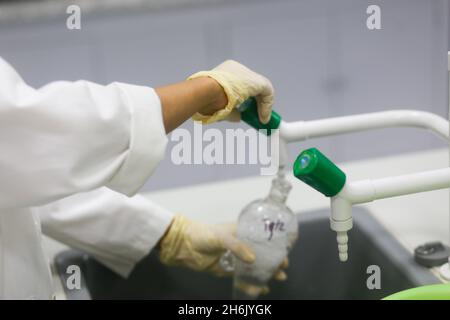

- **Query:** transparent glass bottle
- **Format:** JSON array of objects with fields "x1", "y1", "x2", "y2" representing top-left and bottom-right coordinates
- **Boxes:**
[{"x1": 231, "y1": 172, "x2": 298, "y2": 299}]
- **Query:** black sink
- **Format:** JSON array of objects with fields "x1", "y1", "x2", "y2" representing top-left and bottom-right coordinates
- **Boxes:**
[{"x1": 54, "y1": 207, "x2": 440, "y2": 300}]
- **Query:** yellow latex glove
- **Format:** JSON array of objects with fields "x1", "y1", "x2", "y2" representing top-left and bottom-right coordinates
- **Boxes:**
[
  {"x1": 188, "y1": 60, "x2": 274, "y2": 125},
  {"x1": 159, "y1": 215, "x2": 288, "y2": 287},
  {"x1": 233, "y1": 257, "x2": 289, "y2": 297}
]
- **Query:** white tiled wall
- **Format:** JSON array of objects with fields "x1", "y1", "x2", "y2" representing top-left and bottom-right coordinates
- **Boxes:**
[{"x1": 0, "y1": 0, "x2": 448, "y2": 191}]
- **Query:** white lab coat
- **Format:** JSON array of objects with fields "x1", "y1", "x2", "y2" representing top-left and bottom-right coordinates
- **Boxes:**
[
  {"x1": 37, "y1": 187, "x2": 173, "y2": 278},
  {"x1": 0, "y1": 57, "x2": 173, "y2": 299}
]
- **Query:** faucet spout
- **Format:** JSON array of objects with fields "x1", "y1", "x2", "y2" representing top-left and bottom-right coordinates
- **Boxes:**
[
  {"x1": 330, "y1": 167, "x2": 450, "y2": 262},
  {"x1": 330, "y1": 195, "x2": 353, "y2": 262},
  {"x1": 336, "y1": 232, "x2": 349, "y2": 262}
]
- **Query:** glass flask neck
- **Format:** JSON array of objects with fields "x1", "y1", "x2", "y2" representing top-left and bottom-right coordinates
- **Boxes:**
[{"x1": 266, "y1": 172, "x2": 292, "y2": 204}]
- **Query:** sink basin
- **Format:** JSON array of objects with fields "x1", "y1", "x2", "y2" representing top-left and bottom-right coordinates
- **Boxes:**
[{"x1": 54, "y1": 208, "x2": 440, "y2": 300}]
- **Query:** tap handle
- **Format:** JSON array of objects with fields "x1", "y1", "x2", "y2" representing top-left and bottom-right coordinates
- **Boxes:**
[
  {"x1": 238, "y1": 97, "x2": 281, "y2": 135},
  {"x1": 293, "y1": 148, "x2": 346, "y2": 197}
]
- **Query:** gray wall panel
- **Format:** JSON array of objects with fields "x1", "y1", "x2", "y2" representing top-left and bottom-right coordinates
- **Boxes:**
[{"x1": 0, "y1": 0, "x2": 447, "y2": 191}]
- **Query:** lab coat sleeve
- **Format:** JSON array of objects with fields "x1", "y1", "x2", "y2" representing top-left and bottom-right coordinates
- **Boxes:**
[
  {"x1": 37, "y1": 187, "x2": 174, "y2": 277},
  {"x1": 0, "y1": 58, "x2": 167, "y2": 209}
]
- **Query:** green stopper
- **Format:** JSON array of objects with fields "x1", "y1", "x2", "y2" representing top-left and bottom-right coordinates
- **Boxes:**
[
  {"x1": 239, "y1": 97, "x2": 281, "y2": 135},
  {"x1": 293, "y1": 148, "x2": 346, "y2": 197}
]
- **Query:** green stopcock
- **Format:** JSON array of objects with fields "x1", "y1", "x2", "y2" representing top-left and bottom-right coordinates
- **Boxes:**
[
  {"x1": 293, "y1": 148, "x2": 346, "y2": 197},
  {"x1": 239, "y1": 97, "x2": 281, "y2": 135}
]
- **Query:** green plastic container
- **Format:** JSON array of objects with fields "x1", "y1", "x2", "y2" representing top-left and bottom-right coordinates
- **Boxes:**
[
  {"x1": 293, "y1": 148, "x2": 346, "y2": 197},
  {"x1": 384, "y1": 284, "x2": 450, "y2": 300},
  {"x1": 239, "y1": 97, "x2": 281, "y2": 135}
]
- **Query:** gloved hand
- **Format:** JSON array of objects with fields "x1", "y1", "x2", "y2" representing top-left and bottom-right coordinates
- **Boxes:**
[
  {"x1": 188, "y1": 60, "x2": 274, "y2": 125},
  {"x1": 159, "y1": 215, "x2": 288, "y2": 292}
]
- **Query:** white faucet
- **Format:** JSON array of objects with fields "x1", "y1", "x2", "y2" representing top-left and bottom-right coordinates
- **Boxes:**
[
  {"x1": 279, "y1": 109, "x2": 448, "y2": 142},
  {"x1": 330, "y1": 167, "x2": 450, "y2": 262},
  {"x1": 240, "y1": 53, "x2": 450, "y2": 278},
  {"x1": 274, "y1": 108, "x2": 449, "y2": 263}
]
